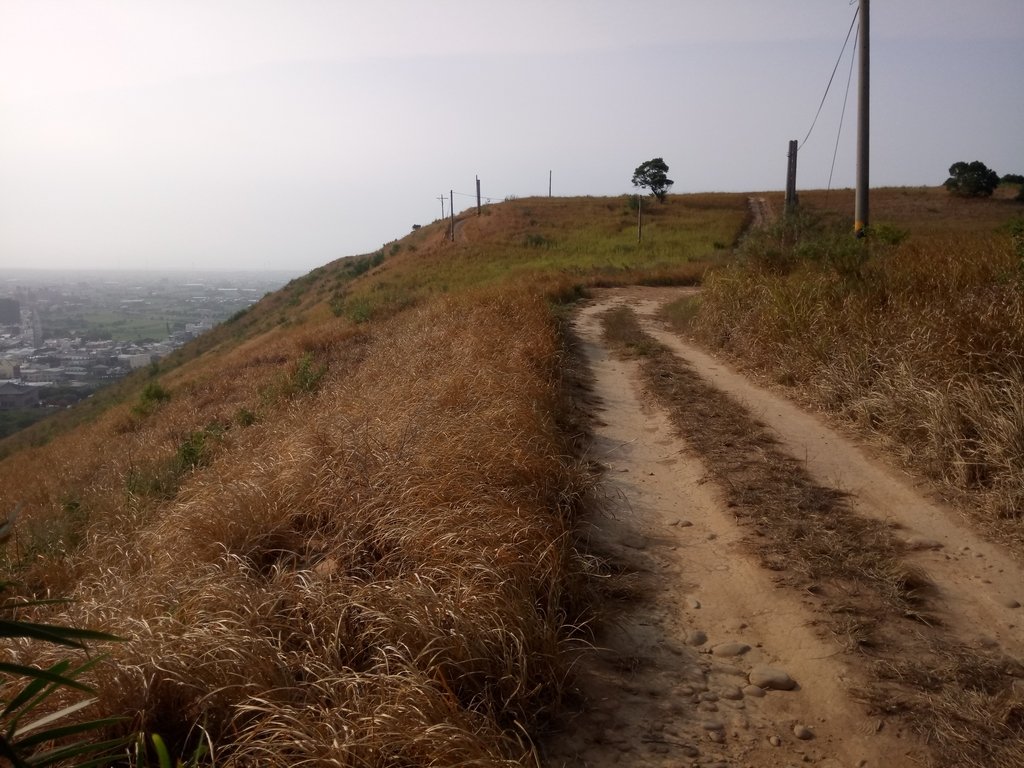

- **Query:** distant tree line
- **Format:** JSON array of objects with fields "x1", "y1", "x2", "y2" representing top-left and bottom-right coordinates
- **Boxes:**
[{"x1": 945, "y1": 160, "x2": 1024, "y2": 200}]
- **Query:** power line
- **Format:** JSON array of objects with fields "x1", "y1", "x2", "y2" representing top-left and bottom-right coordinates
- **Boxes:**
[
  {"x1": 452, "y1": 190, "x2": 502, "y2": 203},
  {"x1": 826, "y1": 22, "x2": 859, "y2": 199},
  {"x1": 798, "y1": 5, "x2": 859, "y2": 151}
]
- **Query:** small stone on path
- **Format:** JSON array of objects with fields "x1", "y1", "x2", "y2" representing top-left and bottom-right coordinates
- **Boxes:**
[
  {"x1": 688, "y1": 597, "x2": 702, "y2": 609},
  {"x1": 768, "y1": 735, "x2": 782, "y2": 747},
  {"x1": 712, "y1": 642, "x2": 750, "y2": 657},
  {"x1": 701, "y1": 719, "x2": 725, "y2": 731},
  {"x1": 742, "y1": 684, "x2": 765, "y2": 698},
  {"x1": 687, "y1": 630, "x2": 708, "y2": 646},
  {"x1": 1002, "y1": 598, "x2": 1021, "y2": 609},
  {"x1": 707, "y1": 730, "x2": 725, "y2": 744},
  {"x1": 719, "y1": 685, "x2": 744, "y2": 700},
  {"x1": 793, "y1": 724, "x2": 814, "y2": 740},
  {"x1": 748, "y1": 665, "x2": 796, "y2": 691}
]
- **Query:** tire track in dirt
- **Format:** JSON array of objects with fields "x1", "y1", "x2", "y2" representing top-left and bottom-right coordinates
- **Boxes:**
[
  {"x1": 542, "y1": 290, "x2": 930, "y2": 768},
  {"x1": 631, "y1": 294, "x2": 1024, "y2": 658},
  {"x1": 747, "y1": 196, "x2": 773, "y2": 231}
]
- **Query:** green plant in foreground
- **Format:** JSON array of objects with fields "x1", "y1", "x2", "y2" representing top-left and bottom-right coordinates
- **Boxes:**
[
  {"x1": 0, "y1": 511, "x2": 126, "y2": 767},
  {"x1": 234, "y1": 408, "x2": 256, "y2": 427},
  {"x1": 292, "y1": 354, "x2": 327, "y2": 393},
  {"x1": 129, "y1": 731, "x2": 210, "y2": 768}
]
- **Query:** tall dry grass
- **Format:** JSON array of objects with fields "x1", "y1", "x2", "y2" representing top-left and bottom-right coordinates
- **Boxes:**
[
  {"x1": 0, "y1": 290, "x2": 592, "y2": 765},
  {"x1": 693, "y1": 208, "x2": 1024, "y2": 536}
]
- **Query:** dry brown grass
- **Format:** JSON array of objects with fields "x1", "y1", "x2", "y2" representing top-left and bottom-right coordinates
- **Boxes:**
[
  {"x1": 0, "y1": 191, "x2": 753, "y2": 764},
  {"x1": 1, "y1": 289, "x2": 594, "y2": 764},
  {"x1": 600, "y1": 305, "x2": 1024, "y2": 768},
  {"x1": 691, "y1": 190, "x2": 1024, "y2": 549}
]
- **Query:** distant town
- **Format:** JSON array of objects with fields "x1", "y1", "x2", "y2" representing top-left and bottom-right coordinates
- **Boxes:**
[{"x1": 0, "y1": 268, "x2": 298, "y2": 437}]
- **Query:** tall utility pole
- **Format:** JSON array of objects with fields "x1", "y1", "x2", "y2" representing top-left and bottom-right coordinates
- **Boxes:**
[
  {"x1": 854, "y1": 0, "x2": 869, "y2": 237},
  {"x1": 637, "y1": 194, "x2": 642, "y2": 243},
  {"x1": 549, "y1": 170, "x2": 552, "y2": 198},
  {"x1": 438, "y1": 194, "x2": 446, "y2": 220},
  {"x1": 785, "y1": 139, "x2": 798, "y2": 214},
  {"x1": 449, "y1": 190, "x2": 455, "y2": 241},
  {"x1": 476, "y1": 176, "x2": 482, "y2": 215}
]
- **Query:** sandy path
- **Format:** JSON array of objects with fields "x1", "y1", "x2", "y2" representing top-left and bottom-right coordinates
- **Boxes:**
[
  {"x1": 543, "y1": 290, "x2": 933, "y2": 768},
  {"x1": 747, "y1": 197, "x2": 774, "y2": 230},
  {"x1": 630, "y1": 296, "x2": 1024, "y2": 658},
  {"x1": 544, "y1": 285, "x2": 1024, "y2": 767}
]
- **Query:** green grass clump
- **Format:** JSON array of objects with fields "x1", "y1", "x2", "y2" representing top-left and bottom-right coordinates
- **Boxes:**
[{"x1": 132, "y1": 381, "x2": 171, "y2": 418}]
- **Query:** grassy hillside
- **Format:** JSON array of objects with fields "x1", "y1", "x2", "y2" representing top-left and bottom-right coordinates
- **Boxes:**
[
  {"x1": 5, "y1": 185, "x2": 1019, "y2": 764},
  {"x1": 0, "y1": 193, "x2": 747, "y2": 765},
  {"x1": 684, "y1": 185, "x2": 1024, "y2": 545}
]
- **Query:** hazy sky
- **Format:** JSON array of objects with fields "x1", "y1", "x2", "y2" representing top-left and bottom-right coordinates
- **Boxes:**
[{"x1": 2, "y1": 1, "x2": 1021, "y2": 273}]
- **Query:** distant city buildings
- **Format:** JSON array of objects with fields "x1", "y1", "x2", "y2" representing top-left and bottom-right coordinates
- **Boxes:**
[
  {"x1": 0, "y1": 381, "x2": 38, "y2": 409},
  {"x1": 0, "y1": 297, "x2": 19, "y2": 325},
  {"x1": 0, "y1": 268, "x2": 294, "y2": 415},
  {"x1": 0, "y1": 360, "x2": 19, "y2": 379}
]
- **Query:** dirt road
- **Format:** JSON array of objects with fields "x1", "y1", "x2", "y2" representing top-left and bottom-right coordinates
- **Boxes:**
[{"x1": 542, "y1": 287, "x2": 1024, "y2": 768}]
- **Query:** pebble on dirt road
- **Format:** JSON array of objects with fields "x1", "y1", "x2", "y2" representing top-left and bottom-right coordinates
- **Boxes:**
[
  {"x1": 793, "y1": 724, "x2": 815, "y2": 740},
  {"x1": 748, "y1": 665, "x2": 796, "y2": 691},
  {"x1": 711, "y1": 642, "x2": 751, "y2": 657}
]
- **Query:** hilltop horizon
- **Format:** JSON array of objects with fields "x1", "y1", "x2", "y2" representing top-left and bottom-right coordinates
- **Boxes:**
[{"x1": 3, "y1": 1, "x2": 1020, "y2": 273}]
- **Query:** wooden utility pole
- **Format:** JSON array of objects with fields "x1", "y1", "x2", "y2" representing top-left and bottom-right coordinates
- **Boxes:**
[
  {"x1": 476, "y1": 176, "x2": 481, "y2": 215},
  {"x1": 438, "y1": 194, "x2": 446, "y2": 220},
  {"x1": 449, "y1": 190, "x2": 455, "y2": 241},
  {"x1": 549, "y1": 170, "x2": 552, "y2": 197},
  {"x1": 637, "y1": 194, "x2": 642, "y2": 243},
  {"x1": 785, "y1": 139, "x2": 799, "y2": 214},
  {"x1": 854, "y1": 0, "x2": 869, "y2": 237}
]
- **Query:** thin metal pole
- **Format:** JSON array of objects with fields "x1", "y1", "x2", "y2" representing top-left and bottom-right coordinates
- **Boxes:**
[
  {"x1": 449, "y1": 190, "x2": 455, "y2": 240},
  {"x1": 549, "y1": 170, "x2": 552, "y2": 197},
  {"x1": 476, "y1": 176, "x2": 481, "y2": 215},
  {"x1": 854, "y1": 0, "x2": 869, "y2": 237}
]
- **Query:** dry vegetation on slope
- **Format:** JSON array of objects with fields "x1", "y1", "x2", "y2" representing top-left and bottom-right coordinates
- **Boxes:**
[
  {"x1": 3, "y1": 292, "x2": 589, "y2": 765},
  {"x1": 6, "y1": 184, "x2": 1021, "y2": 764},
  {"x1": 683, "y1": 186, "x2": 1024, "y2": 547},
  {"x1": 0, "y1": 194, "x2": 747, "y2": 764}
]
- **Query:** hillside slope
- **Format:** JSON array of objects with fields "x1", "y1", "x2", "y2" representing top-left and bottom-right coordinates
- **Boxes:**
[
  {"x1": 2, "y1": 187, "x2": 1021, "y2": 766},
  {"x1": 0, "y1": 193, "x2": 747, "y2": 764}
]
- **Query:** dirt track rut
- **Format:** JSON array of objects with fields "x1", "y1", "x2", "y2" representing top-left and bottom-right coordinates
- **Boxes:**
[{"x1": 542, "y1": 287, "x2": 1024, "y2": 768}]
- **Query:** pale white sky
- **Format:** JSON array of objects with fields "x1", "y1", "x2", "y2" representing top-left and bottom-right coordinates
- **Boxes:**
[{"x1": 1, "y1": 1, "x2": 1021, "y2": 272}]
